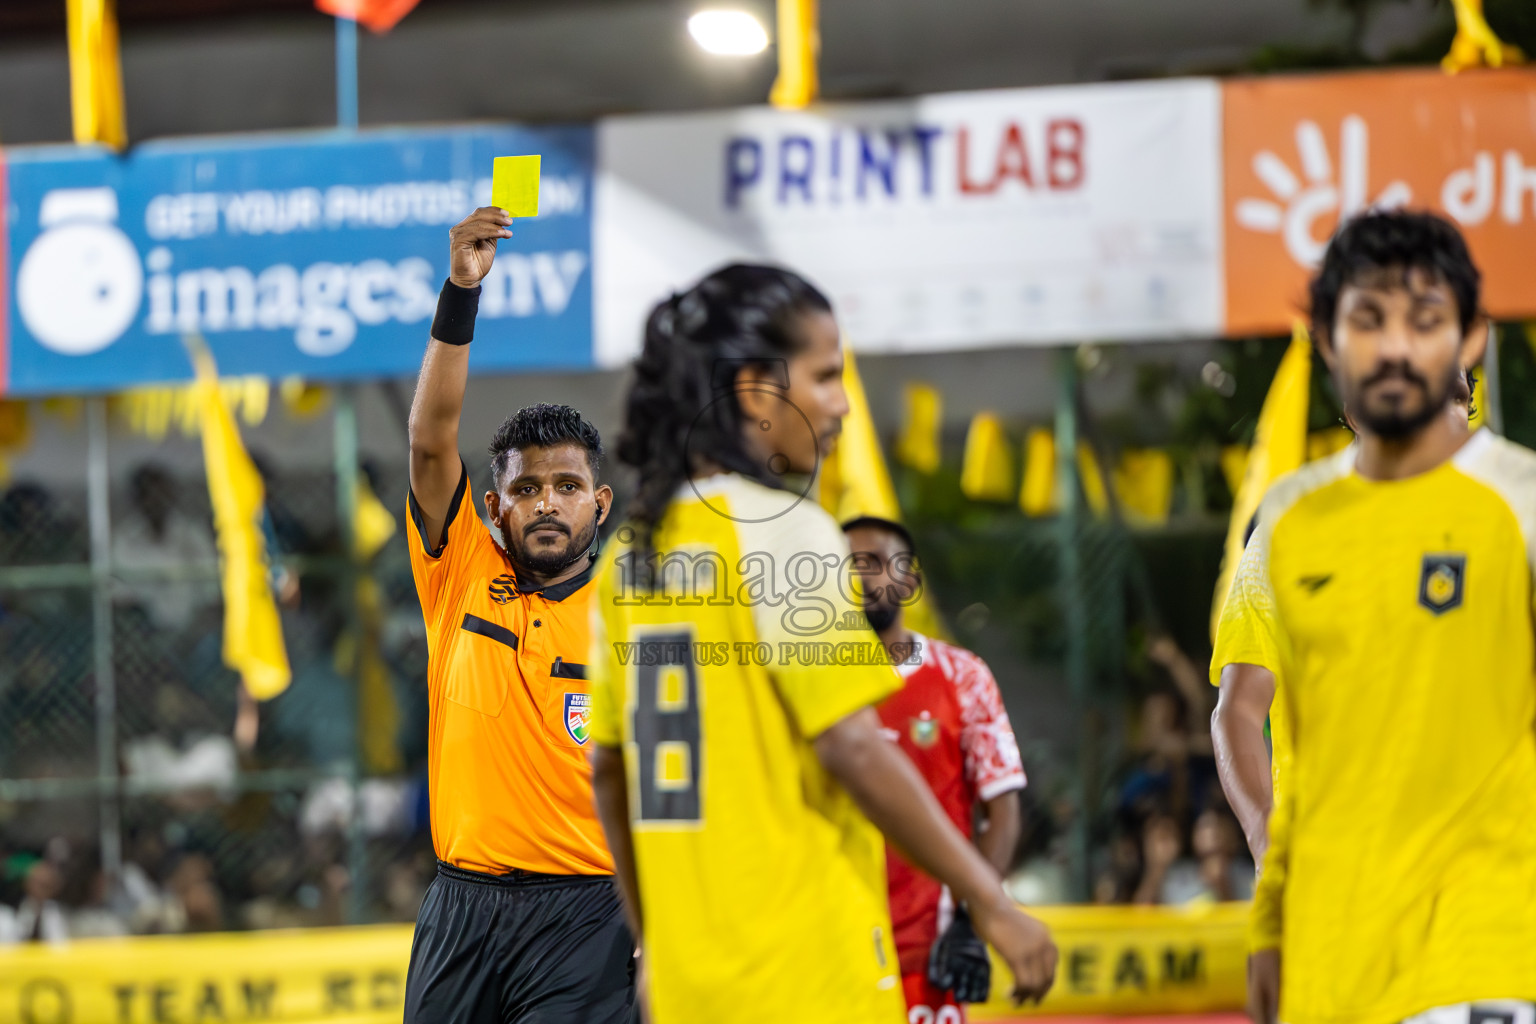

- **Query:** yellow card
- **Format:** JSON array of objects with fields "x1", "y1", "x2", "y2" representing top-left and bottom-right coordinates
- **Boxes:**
[{"x1": 492, "y1": 155, "x2": 541, "y2": 217}]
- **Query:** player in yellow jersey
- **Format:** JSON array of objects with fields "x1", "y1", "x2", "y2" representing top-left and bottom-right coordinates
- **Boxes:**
[
  {"x1": 586, "y1": 265, "x2": 1057, "y2": 1023},
  {"x1": 1213, "y1": 210, "x2": 1536, "y2": 1024},
  {"x1": 1212, "y1": 367, "x2": 1476, "y2": 869}
]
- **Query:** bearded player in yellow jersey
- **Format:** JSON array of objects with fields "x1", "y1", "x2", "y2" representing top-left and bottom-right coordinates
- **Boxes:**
[
  {"x1": 1214, "y1": 209, "x2": 1536, "y2": 1024},
  {"x1": 586, "y1": 265, "x2": 1056, "y2": 1023},
  {"x1": 1212, "y1": 366, "x2": 1476, "y2": 871}
]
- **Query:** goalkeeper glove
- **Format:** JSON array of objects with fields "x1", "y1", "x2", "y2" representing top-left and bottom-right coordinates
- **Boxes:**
[{"x1": 926, "y1": 904, "x2": 992, "y2": 1004}]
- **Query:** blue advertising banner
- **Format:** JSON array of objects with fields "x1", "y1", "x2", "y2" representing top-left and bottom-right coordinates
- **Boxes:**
[{"x1": 1, "y1": 124, "x2": 593, "y2": 396}]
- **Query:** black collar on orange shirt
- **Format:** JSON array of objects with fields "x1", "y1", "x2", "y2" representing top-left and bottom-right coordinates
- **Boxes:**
[{"x1": 515, "y1": 556, "x2": 595, "y2": 603}]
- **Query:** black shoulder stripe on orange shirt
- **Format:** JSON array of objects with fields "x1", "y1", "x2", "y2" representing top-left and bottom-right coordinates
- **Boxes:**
[
  {"x1": 462, "y1": 612, "x2": 518, "y2": 650},
  {"x1": 408, "y1": 462, "x2": 469, "y2": 559}
]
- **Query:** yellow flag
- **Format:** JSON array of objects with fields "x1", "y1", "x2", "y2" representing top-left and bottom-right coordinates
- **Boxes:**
[
  {"x1": 1113, "y1": 449, "x2": 1174, "y2": 526},
  {"x1": 1076, "y1": 443, "x2": 1109, "y2": 517},
  {"x1": 819, "y1": 344, "x2": 901, "y2": 523},
  {"x1": 1017, "y1": 430, "x2": 1113, "y2": 518},
  {"x1": 66, "y1": 0, "x2": 127, "y2": 149},
  {"x1": 1211, "y1": 323, "x2": 1312, "y2": 639},
  {"x1": 354, "y1": 473, "x2": 401, "y2": 771},
  {"x1": 895, "y1": 383, "x2": 942, "y2": 474},
  {"x1": 818, "y1": 340, "x2": 947, "y2": 640},
  {"x1": 1442, "y1": 0, "x2": 1524, "y2": 73},
  {"x1": 280, "y1": 377, "x2": 332, "y2": 419},
  {"x1": 189, "y1": 338, "x2": 291, "y2": 700},
  {"x1": 354, "y1": 473, "x2": 399, "y2": 561},
  {"x1": 769, "y1": 0, "x2": 819, "y2": 110},
  {"x1": 960, "y1": 413, "x2": 1014, "y2": 503}
]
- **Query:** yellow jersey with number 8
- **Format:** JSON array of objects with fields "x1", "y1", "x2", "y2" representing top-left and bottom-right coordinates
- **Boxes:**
[{"x1": 589, "y1": 474, "x2": 905, "y2": 1024}]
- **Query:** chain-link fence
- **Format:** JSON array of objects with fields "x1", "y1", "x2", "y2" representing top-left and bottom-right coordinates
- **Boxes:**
[{"x1": 0, "y1": 392, "x2": 436, "y2": 942}]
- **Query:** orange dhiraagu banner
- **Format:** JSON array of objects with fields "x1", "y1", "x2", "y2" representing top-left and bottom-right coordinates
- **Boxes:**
[
  {"x1": 1223, "y1": 67, "x2": 1536, "y2": 336},
  {"x1": 0, "y1": 905, "x2": 1250, "y2": 1023}
]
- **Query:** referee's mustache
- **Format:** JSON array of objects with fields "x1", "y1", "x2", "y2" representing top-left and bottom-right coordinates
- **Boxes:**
[{"x1": 524, "y1": 515, "x2": 569, "y2": 537}]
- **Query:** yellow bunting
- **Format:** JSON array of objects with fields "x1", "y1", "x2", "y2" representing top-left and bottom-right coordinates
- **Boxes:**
[
  {"x1": 769, "y1": 0, "x2": 819, "y2": 110},
  {"x1": 241, "y1": 377, "x2": 271, "y2": 427},
  {"x1": 1019, "y1": 429, "x2": 1055, "y2": 517},
  {"x1": 118, "y1": 387, "x2": 176, "y2": 441},
  {"x1": 1211, "y1": 323, "x2": 1311, "y2": 640},
  {"x1": 1076, "y1": 443, "x2": 1109, "y2": 517},
  {"x1": 280, "y1": 377, "x2": 331, "y2": 419},
  {"x1": 66, "y1": 0, "x2": 127, "y2": 149},
  {"x1": 0, "y1": 401, "x2": 31, "y2": 451},
  {"x1": 336, "y1": 475, "x2": 401, "y2": 774},
  {"x1": 1113, "y1": 449, "x2": 1174, "y2": 526},
  {"x1": 1018, "y1": 430, "x2": 1122, "y2": 519},
  {"x1": 817, "y1": 340, "x2": 947, "y2": 640},
  {"x1": 960, "y1": 413, "x2": 1014, "y2": 503},
  {"x1": 42, "y1": 396, "x2": 84, "y2": 424},
  {"x1": 189, "y1": 337, "x2": 291, "y2": 701},
  {"x1": 491, "y1": 156, "x2": 541, "y2": 217},
  {"x1": 894, "y1": 383, "x2": 942, "y2": 474}
]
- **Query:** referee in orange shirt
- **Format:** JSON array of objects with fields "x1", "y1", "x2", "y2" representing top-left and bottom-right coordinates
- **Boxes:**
[{"x1": 401, "y1": 207, "x2": 635, "y2": 1023}]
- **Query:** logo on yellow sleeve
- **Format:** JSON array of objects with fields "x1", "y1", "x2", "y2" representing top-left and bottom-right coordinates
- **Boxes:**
[{"x1": 1418, "y1": 554, "x2": 1466, "y2": 615}]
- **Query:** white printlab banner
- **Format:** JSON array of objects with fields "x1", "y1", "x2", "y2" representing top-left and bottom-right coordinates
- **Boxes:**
[{"x1": 594, "y1": 79, "x2": 1223, "y2": 366}]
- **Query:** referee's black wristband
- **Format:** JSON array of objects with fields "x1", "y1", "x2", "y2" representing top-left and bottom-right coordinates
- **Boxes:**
[{"x1": 432, "y1": 279, "x2": 481, "y2": 346}]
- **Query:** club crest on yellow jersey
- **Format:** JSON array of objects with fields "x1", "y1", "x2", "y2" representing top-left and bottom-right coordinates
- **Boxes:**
[{"x1": 1418, "y1": 554, "x2": 1466, "y2": 615}]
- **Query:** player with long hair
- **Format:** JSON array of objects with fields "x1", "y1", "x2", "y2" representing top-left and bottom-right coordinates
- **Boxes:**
[{"x1": 587, "y1": 264, "x2": 1057, "y2": 1023}]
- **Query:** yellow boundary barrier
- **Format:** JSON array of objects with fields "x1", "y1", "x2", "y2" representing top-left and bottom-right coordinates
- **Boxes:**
[
  {"x1": 975, "y1": 903, "x2": 1247, "y2": 1018},
  {"x1": 0, "y1": 904, "x2": 1248, "y2": 1023}
]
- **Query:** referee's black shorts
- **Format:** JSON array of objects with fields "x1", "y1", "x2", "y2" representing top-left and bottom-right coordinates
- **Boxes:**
[{"x1": 403, "y1": 862, "x2": 637, "y2": 1024}]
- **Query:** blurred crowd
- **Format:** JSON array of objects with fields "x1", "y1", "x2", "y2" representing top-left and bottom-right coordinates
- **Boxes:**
[
  {"x1": 0, "y1": 460, "x2": 439, "y2": 942},
  {"x1": 1004, "y1": 634, "x2": 1255, "y2": 909}
]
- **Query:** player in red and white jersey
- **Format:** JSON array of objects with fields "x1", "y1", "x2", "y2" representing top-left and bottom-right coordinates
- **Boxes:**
[{"x1": 843, "y1": 517, "x2": 1027, "y2": 1024}]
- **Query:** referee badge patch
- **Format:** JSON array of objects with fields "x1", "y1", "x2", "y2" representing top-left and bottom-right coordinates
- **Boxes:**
[
  {"x1": 564, "y1": 692, "x2": 592, "y2": 745},
  {"x1": 1418, "y1": 554, "x2": 1466, "y2": 615}
]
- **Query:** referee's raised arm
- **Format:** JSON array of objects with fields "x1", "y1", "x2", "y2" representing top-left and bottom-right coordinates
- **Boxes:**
[{"x1": 408, "y1": 207, "x2": 513, "y2": 550}]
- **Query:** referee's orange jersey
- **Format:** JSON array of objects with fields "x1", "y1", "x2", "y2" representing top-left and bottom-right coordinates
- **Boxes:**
[{"x1": 407, "y1": 465, "x2": 612, "y2": 876}]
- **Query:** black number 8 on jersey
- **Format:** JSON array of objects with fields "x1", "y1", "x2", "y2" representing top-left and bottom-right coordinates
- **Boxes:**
[{"x1": 632, "y1": 631, "x2": 703, "y2": 824}]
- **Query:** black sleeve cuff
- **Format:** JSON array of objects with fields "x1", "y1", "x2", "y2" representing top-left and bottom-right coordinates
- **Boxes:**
[{"x1": 408, "y1": 462, "x2": 469, "y2": 558}]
